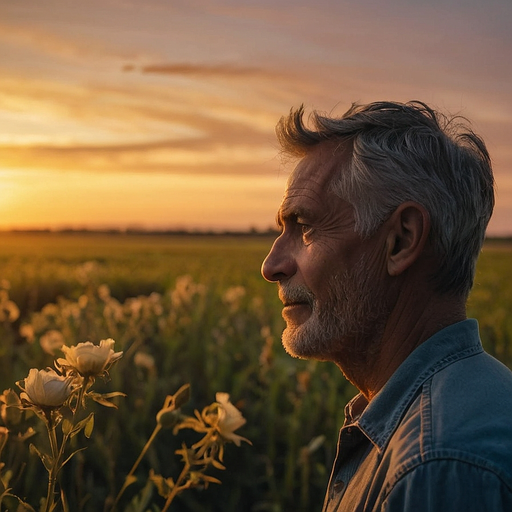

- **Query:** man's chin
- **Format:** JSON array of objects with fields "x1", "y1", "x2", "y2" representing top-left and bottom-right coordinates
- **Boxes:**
[{"x1": 281, "y1": 324, "x2": 329, "y2": 361}]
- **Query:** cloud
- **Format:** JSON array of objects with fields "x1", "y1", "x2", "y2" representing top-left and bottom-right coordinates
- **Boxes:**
[
  {"x1": 0, "y1": 71, "x2": 285, "y2": 139},
  {"x1": 0, "y1": 73, "x2": 283, "y2": 176},
  {"x1": 0, "y1": 22, "x2": 135, "y2": 63},
  {"x1": 138, "y1": 62, "x2": 280, "y2": 79},
  {"x1": 0, "y1": 137, "x2": 279, "y2": 176}
]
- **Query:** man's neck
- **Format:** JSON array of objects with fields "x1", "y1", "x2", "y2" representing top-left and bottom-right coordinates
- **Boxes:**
[{"x1": 336, "y1": 291, "x2": 467, "y2": 401}]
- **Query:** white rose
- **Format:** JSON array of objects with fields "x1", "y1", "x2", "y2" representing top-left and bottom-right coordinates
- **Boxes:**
[
  {"x1": 19, "y1": 368, "x2": 75, "y2": 408},
  {"x1": 57, "y1": 338, "x2": 123, "y2": 377}
]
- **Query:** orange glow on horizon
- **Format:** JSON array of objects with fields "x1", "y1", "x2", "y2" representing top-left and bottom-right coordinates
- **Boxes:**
[
  {"x1": 0, "y1": 168, "x2": 286, "y2": 232},
  {"x1": 1, "y1": 1, "x2": 511, "y2": 235}
]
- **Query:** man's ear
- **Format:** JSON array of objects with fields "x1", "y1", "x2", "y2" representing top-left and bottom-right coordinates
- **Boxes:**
[{"x1": 386, "y1": 202, "x2": 430, "y2": 277}]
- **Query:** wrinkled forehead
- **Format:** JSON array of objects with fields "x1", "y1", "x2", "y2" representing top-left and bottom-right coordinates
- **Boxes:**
[{"x1": 286, "y1": 141, "x2": 348, "y2": 191}]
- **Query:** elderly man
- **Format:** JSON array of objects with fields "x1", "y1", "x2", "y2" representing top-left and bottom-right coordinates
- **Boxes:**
[{"x1": 261, "y1": 101, "x2": 512, "y2": 511}]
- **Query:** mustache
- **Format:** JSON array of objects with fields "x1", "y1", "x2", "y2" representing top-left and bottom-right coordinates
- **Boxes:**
[{"x1": 278, "y1": 283, "x2": 315, "y2": 307}]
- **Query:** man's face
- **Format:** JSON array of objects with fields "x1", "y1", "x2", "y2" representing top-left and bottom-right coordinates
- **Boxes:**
[{"x1": 261, "y1": 143, "x2": 390, "y2": 365}]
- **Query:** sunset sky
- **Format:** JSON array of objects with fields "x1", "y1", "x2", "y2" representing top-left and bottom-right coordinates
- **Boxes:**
[{"x1": 1, "y1": 0, "x2": 511, "y2": 234}]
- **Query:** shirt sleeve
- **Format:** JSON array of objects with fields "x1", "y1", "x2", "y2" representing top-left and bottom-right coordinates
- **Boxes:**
[{"x1": 381, "y1": 458, "x2": 512, "y2": 512}]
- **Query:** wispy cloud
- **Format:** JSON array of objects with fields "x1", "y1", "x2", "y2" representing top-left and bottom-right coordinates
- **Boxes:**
[
  {"x1": 0, "y1": 73, "x2": 282, "y2": 140},
  {"x1": 0, "y1": 73, "x2": 280, "y2": 175},
  {"x1": 0, "y1": 22, "x2": 134, "y2": 63},
  {"x1": 138, "y1": 62, "x2": 279, "y2": 79},
  {"x1": 0, "y1": 139, "x2": 277, "y2": 175}
]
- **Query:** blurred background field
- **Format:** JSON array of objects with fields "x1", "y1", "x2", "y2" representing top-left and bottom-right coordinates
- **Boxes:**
[{"x1": 0, "y1": 232, "x2": 511, "y2": 512}]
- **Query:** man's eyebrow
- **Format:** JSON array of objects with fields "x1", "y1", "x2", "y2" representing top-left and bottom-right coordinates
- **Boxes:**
[{"x1": 276, "y1": 205, "x2": 313, "y2": 226}]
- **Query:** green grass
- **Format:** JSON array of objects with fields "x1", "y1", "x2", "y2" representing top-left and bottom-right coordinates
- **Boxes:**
[
  {"x1": 0, "y1": 232, "x2": 511, "y2": 512},
  {"x1": 468, "y1": 242, "x2": 512, "y2": 367}
]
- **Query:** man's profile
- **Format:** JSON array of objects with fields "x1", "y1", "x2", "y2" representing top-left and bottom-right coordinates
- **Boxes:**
[{"x1": 261, "y1": 101, "x2": 512, "y2": 511}]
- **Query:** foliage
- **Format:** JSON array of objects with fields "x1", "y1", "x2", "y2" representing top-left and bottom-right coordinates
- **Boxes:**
[
  {"x1": 0, "y1": 232, "x2": 510, "y2": 511},
  {"x1": 2, "y1": 350, "x2": 247, "y2": 512},
  {"x1": 467, "y1": 242, "x2": 512, "y2": 367}
]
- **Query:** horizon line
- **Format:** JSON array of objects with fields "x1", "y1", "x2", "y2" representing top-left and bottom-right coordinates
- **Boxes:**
[{"x1": 1, "y1": 227, "x2": 511, "y2": 241}]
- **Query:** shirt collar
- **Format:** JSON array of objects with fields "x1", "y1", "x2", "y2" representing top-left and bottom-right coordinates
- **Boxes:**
[{"x1": 348, "y1": 319, "x2": 483, "y2": 452}]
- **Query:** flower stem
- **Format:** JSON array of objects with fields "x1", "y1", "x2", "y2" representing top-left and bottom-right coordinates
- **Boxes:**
[
  {"x1": 42, "y1": 376, "x2": 89, "y2": 512},
  {"x1": 43, "y1": 417, "x2": 60, "y2": 512},
  {"x1": 161, "y1": 460, "x2": 190, "y2": 512},
  {"x1": 110, "y1": 424, "x2": 162, "y2": 511}
]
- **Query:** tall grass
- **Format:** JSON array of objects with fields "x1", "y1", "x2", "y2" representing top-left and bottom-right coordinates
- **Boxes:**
[{"x1": 0, "y1": 232, "x2": 510, "y2": 511}]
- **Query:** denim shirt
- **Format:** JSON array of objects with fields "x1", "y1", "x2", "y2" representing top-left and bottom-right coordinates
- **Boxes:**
[{"x1": 323, "y1": 319, "x2": 512, "y2": 512}]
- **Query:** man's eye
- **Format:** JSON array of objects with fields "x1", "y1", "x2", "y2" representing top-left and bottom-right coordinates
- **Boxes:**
[{"x1": 300, "y1": 224, "x2": 314, "y2": 239}]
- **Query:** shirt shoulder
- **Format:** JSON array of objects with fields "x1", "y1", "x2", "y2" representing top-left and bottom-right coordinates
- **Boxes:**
[
  {"x1": 381, "y1": 350, "x2": 512, "y2": 506},
  {"x1": 381, "y1": 457, "x2": 512, "y2": 512},
  {"x1": 427, "y1": 351, "x2": 512, "y2": 464}
]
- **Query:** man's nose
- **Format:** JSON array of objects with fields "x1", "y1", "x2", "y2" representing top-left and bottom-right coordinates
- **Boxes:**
[{"x1": 261, "y1": 236, "x2": 297, "y2": 283}]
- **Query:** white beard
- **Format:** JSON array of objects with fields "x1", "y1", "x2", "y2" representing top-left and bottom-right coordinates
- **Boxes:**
[{"x1": 279, "y1": 257, "x2": 388, "y2": 365}]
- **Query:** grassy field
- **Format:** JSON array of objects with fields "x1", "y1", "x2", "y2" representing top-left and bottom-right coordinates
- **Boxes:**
[{"x1": 0, "y1": 232, "x2": 511, "y2": 512}]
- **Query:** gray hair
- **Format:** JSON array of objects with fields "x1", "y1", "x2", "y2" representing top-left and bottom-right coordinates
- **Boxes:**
[{"x1": 276, "y1": 101, "x2": 495, "y2": 298}]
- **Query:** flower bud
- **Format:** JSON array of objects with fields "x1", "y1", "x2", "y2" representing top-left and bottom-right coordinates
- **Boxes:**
[{"x1": 156, "y1": 407, "x2": 182, "y2": 429}]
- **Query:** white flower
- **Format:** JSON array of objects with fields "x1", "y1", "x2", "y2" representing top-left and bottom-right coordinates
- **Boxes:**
[
  {"x1": 0, "y1": 290, "x2": 20, "y2": 322},
  {"x1": 134, "y1": 351, "x2": 156, "y2": 372},
  {"x1": 57, "y1": 338, "x2": 123, "y2": 377},
  {"x1": 19, "y1": 324, "x2": 35, "y2": 344},
  {"x1": 18, "y1": 369, "x2": 75, "y2": 408},
  {"x1": 98, "y1": 284, "x2": 111, "y2": 301},
  {"x1": 40, "y1": 330, "x2": 65, "y2": 356},
  {"x1": 125, "y1": 298, "x2": 142, "y2": 318},
  {"x1": 215, "y1": 392, "x2": 249, "y2": 446},
  {"x1": 222, "y1": 286, "x2": 246, "y2": 313},
  {"x1": 171, "y1": 275, "x2": 206, "y2": 308}
]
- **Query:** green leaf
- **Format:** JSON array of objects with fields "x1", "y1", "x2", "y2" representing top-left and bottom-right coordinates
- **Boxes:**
[
  {"x1": 84, "y1": 413, "x2": 94, "y2": 438},
  {"x1": 69, "y1": 412, "x2": 94, "y2": 438},
  {"x1": 61, "y1": 447, "x2": 87, "y2": 468},
  {"x1": 61, "y1": 419, "x2": 73, "y2": 436},
  {"x1": 29, "y1": 444, "x2": 52, "y2": 471},
  {"x1": 124, "y1": 474, "x2": 138, "y2": 488},
  {"x1": 124, "y1": 479, "x2": 154, "y2": 512},
  {"x1": 96, "y1": 391, "x2": 126, "y2": 400},
  {"x1": 149, "y1": 472, "x2": 173, "y2": 499},
  {"x1": 89, "y1": 394, "x2": 119, "y2": 408}
]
